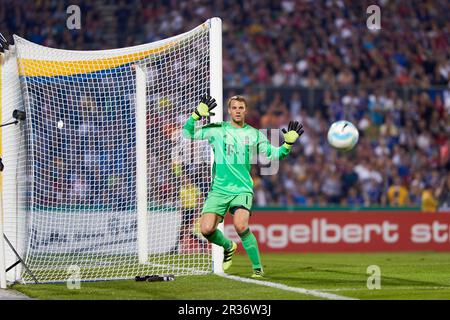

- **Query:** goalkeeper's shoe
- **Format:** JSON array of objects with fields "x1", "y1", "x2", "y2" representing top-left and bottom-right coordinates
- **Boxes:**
[
  {"x1": 192, "y1": 95, "x2": 217, "y2": 120},
  {"x1": 223, "y1": 241, "x2": 238, "y2": 272},
  {"x1": 251, "y1": 268, "x2": 264, "y2": 279}
]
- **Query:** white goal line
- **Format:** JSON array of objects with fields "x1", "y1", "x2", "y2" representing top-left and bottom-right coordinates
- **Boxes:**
[
  {"x1": 315, "y1": 286, "x2": 450, "y2": 292},
  {"x1": 218, "y1": 273, "x2": 358, "y2": 300}
]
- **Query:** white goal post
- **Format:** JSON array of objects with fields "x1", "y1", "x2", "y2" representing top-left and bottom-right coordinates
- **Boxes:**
[
  {"x1": 135, "y1": 65, "x2": 149, "y2": 265},
  {"x1": 1, "y1": 44, "x2": 27, "y2": 288},
  {"x1": 209, "y1": 18, "x2": 224, "y2": 274},
  {"x1": 0, "y1": 18, "x2": 223, "y2": 285}
]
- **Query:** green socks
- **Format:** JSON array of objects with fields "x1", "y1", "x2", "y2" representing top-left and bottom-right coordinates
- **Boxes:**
[
  {"x1": 204, "y1": 228, "x2": 262, "y2": 270},
  {"x1": 204, "y1": 229, "x2": 233, "y2": 251},
  {"x1": 238, "y1": 228, "x2": 262, "y2": 270}
]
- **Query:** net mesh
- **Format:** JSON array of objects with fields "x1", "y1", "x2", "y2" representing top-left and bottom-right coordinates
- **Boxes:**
[{"x1": 11, "y1": 21, "x2": 214, "y2": 283}]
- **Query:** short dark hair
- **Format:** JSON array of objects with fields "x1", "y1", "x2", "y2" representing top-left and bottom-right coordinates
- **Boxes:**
[{"x1": 227, "y1": 95, "x2": 247, "y2": 108}]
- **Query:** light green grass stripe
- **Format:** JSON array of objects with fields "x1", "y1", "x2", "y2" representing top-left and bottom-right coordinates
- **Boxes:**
[{"x1": 218, "y1": 273, "x2": 358, "y2": 300}]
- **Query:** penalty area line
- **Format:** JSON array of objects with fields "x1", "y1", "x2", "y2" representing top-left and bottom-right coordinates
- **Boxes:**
[{"x1": 217, "y1": 273, "x2": 358, "y2": 300}]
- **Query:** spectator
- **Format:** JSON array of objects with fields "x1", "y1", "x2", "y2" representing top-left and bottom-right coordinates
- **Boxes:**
[
  {"x1": 387, "y1": 177, "x2": 409, "y2": 206},
  {"x1": 345, "y1": 187, "x2": 364, "y2": 207},
  {"x1": 421, "y1": 184, "x2": 438, "y2": 213},
  {"x1": 436, "y1": 174, "x2": 450, "y2": 212},
  {"x1": 321, "y1": 171, "x2": 342, "y2": 204}
]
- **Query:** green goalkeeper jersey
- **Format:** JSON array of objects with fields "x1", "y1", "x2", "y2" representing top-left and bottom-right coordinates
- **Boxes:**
[{"x1": 183, "y1": 116, "x2": 291, "y2": 195}]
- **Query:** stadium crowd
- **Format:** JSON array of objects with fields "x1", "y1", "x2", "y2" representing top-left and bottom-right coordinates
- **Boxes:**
[
  {"x1": 234, "y1": 88, "x2": 450, "y2": 211},
  {"x1": 2, "y1": 0, "x2": 449, "y2": 88},
  {"x1": 1, "y1": 0, "x2": 449, "y2": 210}
]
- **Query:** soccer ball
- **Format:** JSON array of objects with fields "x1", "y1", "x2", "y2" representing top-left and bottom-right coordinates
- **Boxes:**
[{"x1": 327, "y1": 120, "x2": 359, "y2": 151}]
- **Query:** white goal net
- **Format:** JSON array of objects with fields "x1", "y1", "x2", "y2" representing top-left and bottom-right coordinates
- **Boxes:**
[{"x1": 1, "y1": 18, "x2": 222, "y2": 284}]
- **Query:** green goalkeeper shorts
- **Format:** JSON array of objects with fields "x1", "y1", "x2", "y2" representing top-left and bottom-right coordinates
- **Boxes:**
[{"x1": 201, "y1": 191, "x2": 253, "y2": 218}]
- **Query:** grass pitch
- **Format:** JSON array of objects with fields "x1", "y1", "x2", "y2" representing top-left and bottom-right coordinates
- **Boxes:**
[{"x1": 12, "y1": 252, "x2": 450, "y2": 300}]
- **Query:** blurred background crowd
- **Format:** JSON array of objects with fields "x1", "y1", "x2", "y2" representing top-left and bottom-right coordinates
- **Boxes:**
[{"x1": 1, "y1": 0, "x2": 449, "y2": 211}]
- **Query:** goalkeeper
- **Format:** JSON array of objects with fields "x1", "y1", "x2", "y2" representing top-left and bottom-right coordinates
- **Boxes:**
[{"x1": 182, "y1": 95, "x2": 304, "y2": 278}]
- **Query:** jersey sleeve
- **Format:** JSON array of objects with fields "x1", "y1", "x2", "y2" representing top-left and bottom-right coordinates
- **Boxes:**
[
  {"x1": 182, "y1": 116, "x2": 222, "y2": 141},
  {"x1": 257, "y1": 130, "x2": 291, "y2": 161}
]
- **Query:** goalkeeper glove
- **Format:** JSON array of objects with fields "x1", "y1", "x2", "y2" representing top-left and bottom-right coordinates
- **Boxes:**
[
  {"x1": 282, "y1": 121, "x2": 304, "y2": 149},
  {"x1": 192, "y1": 95, "x2": 217, "y2": 121}
]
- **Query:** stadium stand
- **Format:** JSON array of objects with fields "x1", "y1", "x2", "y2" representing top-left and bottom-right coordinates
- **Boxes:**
[{"x1": 1, "y1": 0, "x2": 448, "y2": 208}]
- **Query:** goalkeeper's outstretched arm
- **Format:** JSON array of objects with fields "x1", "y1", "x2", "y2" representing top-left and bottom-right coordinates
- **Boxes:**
[{"x1": 258, "y1": 121, "x2": 304, "y2": 160}]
